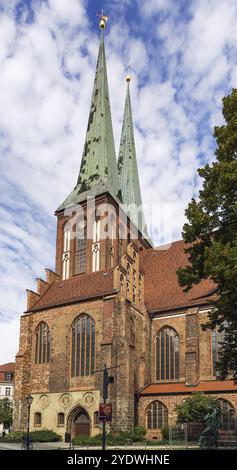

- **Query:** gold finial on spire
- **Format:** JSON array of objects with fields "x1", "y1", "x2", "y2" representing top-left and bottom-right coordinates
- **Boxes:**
[
  {"x1": 126, "y1": 66, "x2": 131, "y2": 83},
  {"x1": 96, "y1": 9, "x2": 109, "y2": 30}
]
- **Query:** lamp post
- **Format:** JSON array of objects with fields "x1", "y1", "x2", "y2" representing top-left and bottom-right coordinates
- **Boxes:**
[{"x1": 26, "y1": 394, "x2": 33, "y2": 451}]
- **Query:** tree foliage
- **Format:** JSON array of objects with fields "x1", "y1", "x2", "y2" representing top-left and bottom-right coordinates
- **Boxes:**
[
  {"x1": 177, "y1": 89, "x2": 237, "y2": 381},
  {"x1": 176, "y1": 393, "x2": 220, "y2": 424},
  {"x1": 0, "y1": 398, "x2": 13, "y2": 431}
]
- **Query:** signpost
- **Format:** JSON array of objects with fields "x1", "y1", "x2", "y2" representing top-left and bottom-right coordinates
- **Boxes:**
[
  {"x1": 95, "y1": 363, "x2": 122, "y2": 450},
  {"x1": 99, "y1": 403, "x2": 112, "y2": 421}
]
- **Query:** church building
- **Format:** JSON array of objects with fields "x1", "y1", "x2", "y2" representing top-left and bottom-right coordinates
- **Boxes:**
[{"x1": 13, "y1": 17, "x2": 237, "y2": 441}]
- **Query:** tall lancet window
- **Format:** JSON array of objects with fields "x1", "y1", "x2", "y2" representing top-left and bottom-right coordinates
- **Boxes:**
[
  {"x1": 92, "y1": 219, "x2": 100, "y2": 272},
  {"x1": 62, "y1": 226, "x2": 70, "y2": 280},
  {"x1": 156, "y1": 327, "x2": 179, "y2": 381},
  {"x1": 212, "y1": 321, "x2": 228, "y2": 376},
  {"x1": 76, "y1": 220, "x2": 87, "y2": 274},
  {"x1": 71, "y1": 314, "x2": 95, "y2": 377},
  {"x1": 35, "y1": 322, "x2": 50, "y2": 364}
]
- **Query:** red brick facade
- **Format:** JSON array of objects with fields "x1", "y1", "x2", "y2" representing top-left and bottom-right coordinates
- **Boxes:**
[
  {"x1": 13, "y1": 200, "x2": 237, "y2": 439},
  {"x1": 13, "y1": 199, "x2": 152, "y2": 436}
]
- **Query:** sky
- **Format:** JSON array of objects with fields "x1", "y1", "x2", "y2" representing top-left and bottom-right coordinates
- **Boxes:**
[{"x1": 0, "y1": 0, "x2": 237, "y2": 363}]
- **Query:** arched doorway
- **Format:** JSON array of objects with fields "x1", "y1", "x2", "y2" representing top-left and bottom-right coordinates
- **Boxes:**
[
  {"x1": 67, "y1": 406, "x2": 90, "y2": 438},
  {"x1": 74, "y1": 410, "x2": 90, "y2": 437}
]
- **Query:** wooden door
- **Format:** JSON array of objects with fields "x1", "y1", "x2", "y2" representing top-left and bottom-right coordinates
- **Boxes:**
[
  {"x1": 74, "y1": 422, "x2": 90, "y2": 437},
  {"x1": 73, "y1": 411, "x2": 90, "y2": 437}
]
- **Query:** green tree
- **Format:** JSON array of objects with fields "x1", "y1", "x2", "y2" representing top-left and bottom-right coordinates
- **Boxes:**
[
  {"x1": 0, "y1": 398, "x2": 13, "y2": 432},
  {"x1": 176, "y1": 393, "x2": 220, "y2": 424},
  {"x1": 177, "y1": 88, "x2": 237, "y2": 381}
]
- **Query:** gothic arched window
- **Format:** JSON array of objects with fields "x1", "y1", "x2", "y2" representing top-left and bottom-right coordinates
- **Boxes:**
[
  {"x1": 156, "y1": 327, "x2": 179, "y2": 381},
  {"x1": 35, "y1": 322, "x2": 50, "y2": 364},
  {"x1": 34, "y1": 412, "x2": 42, "y2": 427},
  {"x1": 76, "y1": 220, "x2": 87, "y2": 274},
  {"x1": 146, "y1": 401, "x2": 168, "y2": 429},
  {"x1": 212, "y1": 324, "x2": 227, "y2": 376},
  {"x1": 219, "y1": 399, "x2": 236, "y2": 431},
  {"x1": 71, "y1": 314, "x2": 95, "y2": 377},
  {"x1": 57, "y1": 412, "x2": 65, "y2": 427},
  {"x1": 92, "y1": 219, "x2": 100, "y2": 272}
]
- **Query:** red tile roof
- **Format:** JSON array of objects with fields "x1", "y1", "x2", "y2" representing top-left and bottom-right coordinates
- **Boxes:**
[
  {"x1": 0, "y1": 363, "x2": 15, "y2": 372},
  {"x1": 140, "y1": 240, "x2": 216, "y2": 312},
  {"x1": 28, "y1": 269, "x2": 115, "y2": 312},
  {"x1": 140, "y1": 380, "x2": 237, "y2": 396},
  {"x1": 0, "y1": 363, "x2": 15, "y2": 382}
]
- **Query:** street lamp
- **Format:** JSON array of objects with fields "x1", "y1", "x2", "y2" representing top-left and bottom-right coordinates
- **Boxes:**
[{"x1": 26, "y1": 394, "x2": 33, "y2": 451}]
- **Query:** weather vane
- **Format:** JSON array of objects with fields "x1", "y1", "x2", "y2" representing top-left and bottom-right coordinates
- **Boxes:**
[{"x1": 96, "y1": 9, "x2": 109, "y2": 30}]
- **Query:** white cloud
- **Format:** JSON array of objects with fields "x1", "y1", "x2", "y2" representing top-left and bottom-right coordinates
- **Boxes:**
[
  {"x1": 141, "y1": 0, "x2": 172, "y2": 16},
  {"x1": 47, "y1": 0, "x2": 87, "y2": 27}
]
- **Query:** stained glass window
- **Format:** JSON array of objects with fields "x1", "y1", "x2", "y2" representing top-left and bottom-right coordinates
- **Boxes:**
[
  {"x1": 212, "y1": 327, "x2": 226, "y2": 376},
  {"x1": 71, "y1": 314, "x2": 95, "y2": 377},
  {"x1": 156, "y1": 327, "x2": 179, "y2": 381},
  {"x1": 35, "y1": 322, "x2": 50, "y2": 364},
  {"x1": 146, "y1": 401, "x2": 168, "y2": 429},
  {"x1": 219, "y1": 399, "x2": 236, "y2": 431}
]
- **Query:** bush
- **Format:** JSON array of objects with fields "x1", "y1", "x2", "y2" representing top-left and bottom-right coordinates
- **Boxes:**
[
  {"x1": 145, "y1": 439, "x2": 167, "y2": 446},
  {"x1": 0, "y1": 431, "x2": 24, "y2": 442},
  {"x1": 161, "y1": 426, "x2": 169, "y2": 441},
  {"x1": 176, "y1": 393, "x2": 220, "y2": 424},
  {"x1": 72, "y1": 427, "x2": 147, "y2": 447},
  {"x1": 133, "y1": 426, "x2": 146, "y2": 441},
  {"x1": 72, "y1": 434, "x2": 92, "y2": 446},
  {"x1": 29, "y1": 429, "x2": 61, "y2": 442},
  {"x1": 72, "y1": 433, "x2": 116, "y2": 447},
  {"x1": 0, "y1": 429, "x2": 61, "y2": 443}
]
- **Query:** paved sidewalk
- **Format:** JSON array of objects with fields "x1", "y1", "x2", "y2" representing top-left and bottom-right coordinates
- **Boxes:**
[
  {"x1": 0, "y1": 442, "x2": 70, "y2": 451},
  {"x1": 0, "y1": 441, "x2": 199, "y2": 451}
]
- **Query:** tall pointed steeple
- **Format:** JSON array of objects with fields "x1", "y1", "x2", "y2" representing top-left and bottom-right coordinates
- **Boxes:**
[
  {"x1": 57, "y1": 26, "x2": 121, "y2": 212},
  {"x1": 118, "y1": 76, "x2": 147, "y2": 235}
]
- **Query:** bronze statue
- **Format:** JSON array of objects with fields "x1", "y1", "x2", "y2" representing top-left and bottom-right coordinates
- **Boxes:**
[{"x1": 198, "y1": 407, "x2": 221, "y2": 448}]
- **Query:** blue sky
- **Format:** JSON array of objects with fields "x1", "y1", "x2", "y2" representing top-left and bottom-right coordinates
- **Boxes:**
[{"x1": 0, "y1": 0, "x2": 237, "y2": 362}]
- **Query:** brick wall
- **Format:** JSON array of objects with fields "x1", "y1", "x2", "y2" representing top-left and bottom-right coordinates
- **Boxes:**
[
  {"x1": 138, "y1": 392, "x2": 237, "y2": 440},
  {"x1": 13, "y1": 259, "x2": 149, "y2": 433}
]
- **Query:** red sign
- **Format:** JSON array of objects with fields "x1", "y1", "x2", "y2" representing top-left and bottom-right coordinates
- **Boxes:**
[{"x1": 99, "y1": 403, "x2": 112, "y2": 421}]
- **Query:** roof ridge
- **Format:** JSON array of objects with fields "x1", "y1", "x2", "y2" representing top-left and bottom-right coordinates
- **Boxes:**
[
  {"x1": 26, "y1": 279, "x2": 56, "y2": 313},
  {"x1": 53, "y1": 267, "x2": 114, "y2": 285}
]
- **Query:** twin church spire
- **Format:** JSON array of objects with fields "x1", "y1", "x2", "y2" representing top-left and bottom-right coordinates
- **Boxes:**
[
  {"x1": 118, "y1": 77, "x2": 145, "y2": 233},
  {"x1": 57, "y1": 22, "x2": 146, "y2": 236},
  {"x1": 77, "y1": 32, "x2": 120, "y2": 202}
]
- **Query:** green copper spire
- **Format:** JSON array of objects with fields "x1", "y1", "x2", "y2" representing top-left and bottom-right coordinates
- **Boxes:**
[
  {"x1": 56, "y1": 31, "x2": 121, "y2": 212},
  {"x1": 118, "y1": 79, "x2": 147, "y2": 236}
]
